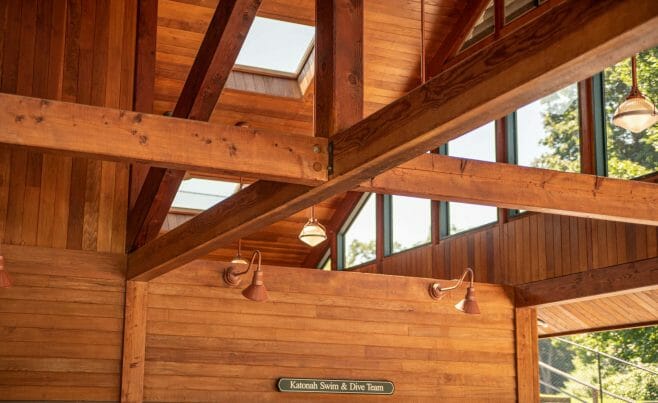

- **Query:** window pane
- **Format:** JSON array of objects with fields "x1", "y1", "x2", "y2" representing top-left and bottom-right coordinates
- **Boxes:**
[
  {"x1": 504, "y1": 0, "x2": 535, "y2": 23},
  {"x1": 236, "y1": 17, "x2": 314, "y2": 75},
  {"x1": 172, "y1": 178, "x2": 239, "y2": 210},
  {"x1": 463, "y1": 1, "x2": 494, "y2": 49},
  {"x1": 448, "y1": 122, "x2": 496, "y2": 162},
  {"x1": 447, "y1": 123, "x2": 497, "y2": 235},
  {"x1": 448, "y1": 202, "x2": 498, "y2": 235},
  {"x1": 516, "y1": 83, "x2": 580, "y2": 172},
  {"x1": 604, "y1": 47, "x2": 658, "y2": 179},
  {"x1": 391, "y1": 196, "x2": 431, "y2": 253},
  {"x1": 344, "y1": 195, "x2": 376, "y2": 268},
  {"x1": 321, "y1": 258, "x2": 331, "y2": 271}
]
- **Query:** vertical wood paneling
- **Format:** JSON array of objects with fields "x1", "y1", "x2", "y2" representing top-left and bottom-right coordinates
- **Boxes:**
[
  {"x1": 0, "y1": 0, "x2": 134, "y2": 254},
  {"x1": 381, "y1": 212, "x2": 657, "y2": 287}
]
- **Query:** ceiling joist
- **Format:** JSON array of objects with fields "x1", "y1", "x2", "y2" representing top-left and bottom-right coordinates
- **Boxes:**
[{"x1": 126, "y1": 0, "x2": 658, "y2": 281}]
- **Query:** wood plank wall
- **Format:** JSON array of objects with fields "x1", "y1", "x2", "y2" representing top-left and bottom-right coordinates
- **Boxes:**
[
  {"x1": 366, "y1": 213, "x2": 658, "y2": 286},
  {"x1": 0, "y1": 0, "x2": 136, "y2": 254},
  {"x1": 143, "y1": 260, "x2": 518, "y2": 402},
  {"x1": 0, "y1": 244, "x2": 126, "y2": 401}
]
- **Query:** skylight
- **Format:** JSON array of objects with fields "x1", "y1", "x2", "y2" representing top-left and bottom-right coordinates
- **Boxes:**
[
  {"x1": 172, "y1": 178, "x2": 240, "y2": 211},
  {"x1": 235, "y1": 17, "x2": 315, "y2": 76}
]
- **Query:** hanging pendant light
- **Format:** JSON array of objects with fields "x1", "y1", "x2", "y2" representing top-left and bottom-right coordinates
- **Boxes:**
[
  {"x1": 230, "y1": 177, "x2": 249, "y2": 265},
  {"x1": 0, "y1": 253, "x2": 12, "y2": 288},
  {"x1": 298, "y1": 206, "x2": 327, "y2": 247},
  {"x1": 231, "y1": 239, "x2": 249, "y2": 265},
  {"x1": 612, "y1": 56, "x2": 658, "y2": 133}
]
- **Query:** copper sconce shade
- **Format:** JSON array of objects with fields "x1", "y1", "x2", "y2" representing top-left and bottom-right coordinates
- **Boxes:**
[
  {"x1": 242, "y1": 269, "x2": 268, "y2": 302},
  {"x1": 0, "y1": 256, "x2": 11, "y2": 288},
  {"x1": 428, "y1": 268, "x2": 480, "y2": 315},
  {"x1": 223, "y1": 250, "x2": 268, "y2": 302},
  {"x1": 454, "y1": 287, "x2": 479, "y2": 315}
]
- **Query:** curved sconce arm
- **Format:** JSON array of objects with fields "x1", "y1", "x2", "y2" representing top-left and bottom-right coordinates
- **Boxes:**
[
  {"x1": 428, "y1": 267, "x2": 474, "y2": 300},
  {"x1": 223, "y1": 250, "x2": 262, "y2": 287}
]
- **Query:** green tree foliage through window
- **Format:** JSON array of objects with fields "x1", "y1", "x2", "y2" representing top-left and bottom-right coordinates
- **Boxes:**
[
  {"x1": 531, "y1": 46, "x2": 658, "y2": 177},
  {"x1": 517, "y1": 84, "x2": 580, "y2": 172}
]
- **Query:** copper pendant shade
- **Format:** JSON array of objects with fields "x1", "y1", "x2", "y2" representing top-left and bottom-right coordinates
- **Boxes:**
[{"x1": 0, "y1": 255, "x2": 11, "y2": 288}]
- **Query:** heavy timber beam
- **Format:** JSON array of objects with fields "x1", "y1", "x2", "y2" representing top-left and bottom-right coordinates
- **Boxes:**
[
  {"x1": 515, "y1": 257, "x2": 658, "y2": 308},
  {"x1": 358, "y1": 154, "x2": 658, "y2": 226},
  {"x1": 127, "y1": 0, "x2": 658, "y2": 281},
  {"x1": 0, "y1": 93, "x2": 327, "y2": 184},
  {"x1": 127, "y1": 0, "x2": 262, "y2": 251}
]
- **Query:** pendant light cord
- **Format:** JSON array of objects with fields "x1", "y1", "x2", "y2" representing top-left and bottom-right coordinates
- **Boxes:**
[{"x1": 420, "y1": 0, "x2": 426, "y2": 84}]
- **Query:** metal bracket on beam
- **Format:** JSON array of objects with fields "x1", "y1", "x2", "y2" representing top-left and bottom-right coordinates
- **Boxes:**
[{"x1": 328, "y1": 141, "x2": 334, "y2": 177}]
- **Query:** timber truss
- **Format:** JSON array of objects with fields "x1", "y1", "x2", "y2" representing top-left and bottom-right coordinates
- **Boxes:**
[{"x1": 1, "y1": 0, "x2": 657, "y2": 283}]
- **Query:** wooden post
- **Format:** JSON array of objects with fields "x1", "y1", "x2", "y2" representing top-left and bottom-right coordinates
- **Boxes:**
[
  {"x1": 120, "y1": 281, "x2": 149, "y2": 403},
  {"x1": 376, "y1": 193, "x2": 385, "y2": 273},
  {"x1": 495, "y1": 117, "x2": 510, "y2": 224},
  {"x1": 516, "y1": 307, "x2": 540, "y2": 403},
  {"x1": 578, "y1": 78, "x2": 597, "y2": 175},
  {"x1": 315, "y1": 0, "x2": 364, "y2": 137}
]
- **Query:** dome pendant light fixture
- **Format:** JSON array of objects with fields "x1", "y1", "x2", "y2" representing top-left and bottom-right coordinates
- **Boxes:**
[
  {"x1": 612, "y1": 55, "x2": 658, "y2": 133},
  {"x1": 298, "y1": 206, "x2": 327, "y2": 247},
  {"x1": 231, "y1": 239, "x2": 249, "y2": 265}
]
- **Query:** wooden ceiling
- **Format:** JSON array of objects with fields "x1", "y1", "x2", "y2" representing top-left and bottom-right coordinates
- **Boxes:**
[
  {"x1": 153, "y1": 0, "x2": 472, "y2": 266},
  {"x1": 537, "y1": 290, "x2": 658, "y2": 337}
]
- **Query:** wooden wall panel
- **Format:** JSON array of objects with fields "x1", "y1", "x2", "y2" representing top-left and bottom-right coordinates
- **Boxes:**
[
  {"x1": 376, "y1": 213, "x2": 657, "y2": 288},
  {"x1": 0, "y1": 244, "x2": 126, "y2": 401},
  {"x1": 144, "y1": 260, "x2": 517, "y2": 402},
  {"x1": 0, "y1": 0, "x2": 135, "y2": 254}
]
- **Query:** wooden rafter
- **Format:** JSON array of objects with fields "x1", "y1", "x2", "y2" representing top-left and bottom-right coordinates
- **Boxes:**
[
  {"x1": 298, "y1": 0, "x2": 365, "y2": 269},
  {"x1": 127, "y1": 0, "x2": 263, "y2": 251},
  {"x1": 126, "y1": 0, "x2": 658, "y2": 281},
  {"x1": 426, "y1": 0, "x2": 490, "y2": 78},
  {"x1": 515, "y1": 257, "x2": 658, "y2": 308},
  {"x1": 359, "y1": 154, "x2": 658, "y2": 226}
]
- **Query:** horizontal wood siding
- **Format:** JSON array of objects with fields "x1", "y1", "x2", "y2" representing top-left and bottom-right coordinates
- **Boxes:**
[
  {"x1": 144, "y1": 260, "x2": 517, "y2": 402},
  {"x1": 0, "y1": 0, "x2": 134, "y2": 254},
  {"x1": 0, "y1": 244, "x2": 126, "y2": 401}
]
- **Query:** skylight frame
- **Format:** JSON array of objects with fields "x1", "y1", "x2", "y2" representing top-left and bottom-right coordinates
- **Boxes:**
[{"x1": 233, "y1": 17, "x2": 316, "y2": 79}]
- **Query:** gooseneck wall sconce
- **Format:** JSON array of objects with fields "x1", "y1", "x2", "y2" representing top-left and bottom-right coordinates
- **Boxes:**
[
  {"x1": 428, "y1": 268, "x2": 480, "y2": 315},
  {"x1": 223, "y1": 250, "x2": 268, "y2": 302}
]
